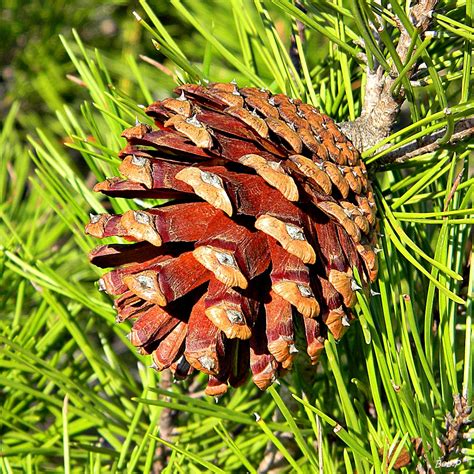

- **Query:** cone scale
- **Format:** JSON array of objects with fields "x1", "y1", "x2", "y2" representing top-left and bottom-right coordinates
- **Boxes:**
[{"x1": 87, "y1": 82, "x2": 378, "y2": 396}]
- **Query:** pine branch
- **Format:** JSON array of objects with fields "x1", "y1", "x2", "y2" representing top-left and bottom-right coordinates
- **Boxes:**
[
  {"x1": 289, "y1": 1, "x2": 306, "y2": 74},
  {"x1": 340, "y1": 0, "x2": 439, "y2": 152},
  {"x1": 153, "y1": 369, "x2": 176, "y2": 473},
  {"x1": 377, "y1": 117, "x2": 474, "y2": 168}
]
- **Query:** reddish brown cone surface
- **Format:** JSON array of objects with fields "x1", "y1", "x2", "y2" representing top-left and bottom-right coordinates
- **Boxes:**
[{"x1": 87, "y1": 82, "x2": 378, "y2": 396}]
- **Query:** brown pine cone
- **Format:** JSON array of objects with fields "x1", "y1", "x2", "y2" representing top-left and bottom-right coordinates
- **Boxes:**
[{"x1": 86, "y1": 82, "x2": 378, "y2": 396}]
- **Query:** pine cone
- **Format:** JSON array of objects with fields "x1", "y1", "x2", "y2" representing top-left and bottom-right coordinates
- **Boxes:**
[{"x1": 86, "y1": 82, "x2": 378, "y2": 396}]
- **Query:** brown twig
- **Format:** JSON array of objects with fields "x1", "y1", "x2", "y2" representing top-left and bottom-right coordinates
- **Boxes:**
[
  {"x1": 289, "y1": 1, "x2": 307, "y2": 74},
  {"x1": 257, "y1": 383, "x2": 300, "y2": 473},
  {"x1": 66, "y1": 74, "x2": 87, "y2": 88},
  {"x1": 339, "y1": 1, "x2": 439, "y2": 153},
  {"x1": 413, "y1": 394, "x2": 472, "y2": 473},
  {"x1": 153, "y1": 369, "x2": 176, "y2": 473},
  {"x1": 376, "y1": 118, "x2": 474, "y2": 168},
  {"x1": 436, "y1": 394, "x2": 472, "y2": 468},
  {"x1": 139, "y1": 54, "x2": 174, "y2": 78},
  {"x1": 444, "y1": 168, "x2": 464, "y2": 212}
]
